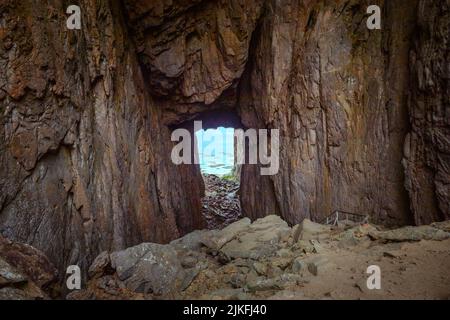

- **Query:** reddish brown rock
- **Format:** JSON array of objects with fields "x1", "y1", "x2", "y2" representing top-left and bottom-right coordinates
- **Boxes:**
[
  {"x1": 0, "y1": 235, "x2": 58, "y2": 291},
  {"x1": 403, "y1": 0, "x2": 450, "y2": 224},
  {"x1": 0, "y1": 0, "x2": 448, "y2": 281},
  {"x1": 0, "y1": 0, "x2": 205, "y2": 276},
  {"x1": 124, "y1": 0, "x2": 264, "y2": 105}
]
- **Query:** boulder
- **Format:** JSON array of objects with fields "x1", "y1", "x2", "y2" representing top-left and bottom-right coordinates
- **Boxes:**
[
  {"x1": 369, "y1": 225, "x2": 450, "y2": 242},
  {"x1": 220, "y1": 215, "x2": 291, "y2": 260},
  {"x1": 269, "y1": 257, "x2": 293, "y2": 271},
  {"x1": 247, "y1": 277, "x2": 283, "y2": 292},
  {"x1": 180, "y1": 256, "x2": 198, "y2": 269},
  {"x1": 306, "y1": 256, "x2": 330, "y2": 276},
  {"x1": 293, "y1": 219, "x2": 332, "y2": 242},
  {"x1": 110, "y1": 243, "x2": 186, "y2": 295},
  {"x1": 291, "y1": 257, "x2": 307, "y2": 273},
  {"x1": 335, "y1": 224, "x2": 377, "y2": 247},
  {"x1": 170, "y1": 229, "x2": 215, "y2": 251},
  {"x1": 0, "y1": 235, "x2": 58, "y2": 291},
  {"x1": 293, "y1": 239, "x2": 324, "y2": 254},
  {"x1": 430, "y1": 221, "x2": 450, "y2": 233},
  {"x1": 0, "y1": 256, "x2": 48, "y2": 300},
  {"x1": 0, "y1": 257, "x2": 27, "y2": 286},
  {"x1": 293, "y1": 240, "x2": 315, "y2": 254},
  {"x1": 228, "y1": 273, "x2": 246, "y2": 289},
  {"x1": 252, "y1": 262, "x2": 268, "y2": 276},
  {"x1": 276, "y1": 248, "x2": 292, "y2": 257},
  {"x1": 201, "y1": 218, "x2": 251, "y2": 251},
  {"x1": 88, "y1": 251, "x2": 112, "y2": 279}
]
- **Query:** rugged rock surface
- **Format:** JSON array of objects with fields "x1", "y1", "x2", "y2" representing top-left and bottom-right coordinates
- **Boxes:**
[
  {"x1": 201, "y1": 174, "x2": 241, "y2": 229},
  {"x1": 124, "y1": 0, "x2": 450, "y2": 228},
  {"x1": 403, "y1": 0, "x2": 450, "y2": 224},
  {"x1": 0, "y1": 0, "x2": 449, "y2": 279},
  {"x1": 0, "y1": 0, "x2": 205, "y2": 275},
  {"x1": 238, "y1": 0, "x2": 422, "y2": 225},
  {"x1": 66, "y1": 216, "x2": 450, "y2": 300},
  {"x1": 124, "y1": 0, "x2": 263, "y2": 107},
  {"x1": 219, "y1": 215, "x2": 290, "y2": 260},
  {"x1": 0, "y1": 235, "x2": 58, "y2": 299}
]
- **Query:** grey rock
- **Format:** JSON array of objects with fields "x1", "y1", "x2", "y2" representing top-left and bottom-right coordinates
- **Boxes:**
[
  {"x1": 292, "y1": 257, "x2": 307, "y2": 273},
  {"x1": 220, "y1": 215, "x2": 290, "y2": 260},
  {"x1": 293, "y1": 219, "x2": 331, "y2": 242},
  {"x1": 430, "y1": 221, "x2": 450, "y2": 233},
  {"x1": 180, "y1": 267, "x2": 201, "y2": 291},
  {"x1": 306, "y1": 256, "x2": 330, "y2": 276},
  {"x1": 335, "y1": 224, "x2": 378, "y2": 247},
  {"x1": 293, "y1": 240, "x2": 315, "y2": 254},
  {"x1": 252, "y1": 262, "x2": 268, "y2": 276},
  {"x1": 110, "y1": 243, "x2": 185, "y2": 295},
  {"x1": 180, "y1": 256, "x2": 198, "y2": 269},
  {"x1": 0, "y1": 257, "x2": 27, "y2": 286},
  {"x1": 309, "y1": 239, "x2": 324, "y2": 253},
  {"x1": 247, "y1": 277, "x2": 283, "y2": 292},
  {"x1": 369, "y1": 226, "x2": 450, "y2": 242},
  {"x1": 0, "y1": 287, "x2": 30, "y2": 300},
  {"x1": 228, "y1": 273, "x2": 246, "y2": 289},
  {"x1": 269, "y1": 257, "x2": 293, "y2": 271},
  {"x1": 276, "y1": 248, "x2": 292, "y2": 257},
  {"x1": 201, "y1": 218, "x2": 251, "y2": 251},
  {"x1": 170, "y1": 230, "x2": 214, "y2": 251},
  {"x1": 88, "y1": 251, "x2": 111, "y2": 279}
]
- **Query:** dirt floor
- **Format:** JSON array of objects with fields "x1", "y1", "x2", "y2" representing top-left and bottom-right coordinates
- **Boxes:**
[
  {"x1": 272, "y1": 238, "x2": 450, "y2": 300},
  {"x1": 59, "y1": 216, "x2": 450, "y2": 300},
  {"x1": 179, "y1": 221, "x2": 450, "y2": 300},
  {"x1": 195, "y1": 175, "x2": 450, "y2": 300}
]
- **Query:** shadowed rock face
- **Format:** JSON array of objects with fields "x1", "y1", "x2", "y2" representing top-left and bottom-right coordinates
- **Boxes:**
[
  {"x1": 0, "y1": 0, "x2": 448, "y2": 275},
  {"x1": 404, "y1": 0, "x2": 450, "y2": 225},
  {"x1": 238, "y1": 0, "x2": 419, "y2": 225},
  {"x1": 0, "y1": 0, "x2": 205, "y2": 274}
]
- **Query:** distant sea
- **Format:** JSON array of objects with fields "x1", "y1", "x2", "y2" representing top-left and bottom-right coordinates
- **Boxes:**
[{"x1": 195, "y1": 127, "x2": 234, "y2": 176}]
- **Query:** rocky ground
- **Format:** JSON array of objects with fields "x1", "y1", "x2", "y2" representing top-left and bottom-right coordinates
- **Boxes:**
[
  {"x1": 201, "y1": 174, "x2": 242, "y2": 230},
  {"x1": 0, "y1": 235, "x2": 59, "y2": 300},
  {"x1": 1, "y1": 215, "x2": 450, "y2": 300},
  {"x1": 68, "y1": 217, "x2": 450, "y2": 300}
]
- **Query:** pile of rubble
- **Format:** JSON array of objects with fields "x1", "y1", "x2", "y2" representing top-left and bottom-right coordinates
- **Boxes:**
[
  {"x1": 0, "y1": 235, "x2": 58, "y2": 300},
  {"x1": 67, "y1": 216, "x2": 450, "y2": 300},
  {"x1": 201, "y1": 174, "x2": 241, "y2": 229},
  {"x1": 2, "y1": 215, "x2": 450, "y2": 300}
]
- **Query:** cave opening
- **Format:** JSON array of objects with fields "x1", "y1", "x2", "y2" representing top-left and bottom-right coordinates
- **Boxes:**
[
  {"x1": 195, "y1": 127, "x2": 235, "y2": 177},
  {"x1": 192, "y1": 109, "x2": 244, "y2": 229},
  {"x1": 195, "y1": 126, "x2": 242, "y2": 229}
]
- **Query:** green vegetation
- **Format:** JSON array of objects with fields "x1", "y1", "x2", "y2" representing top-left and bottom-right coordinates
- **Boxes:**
[{"x1": 220, "y1": 173, "x2": 237, "y2": 181}]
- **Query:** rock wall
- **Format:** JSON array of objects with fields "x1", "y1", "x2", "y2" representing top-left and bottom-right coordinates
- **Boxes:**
[
  {"x1": 0, "y1": 0, "x2": 204, "y2": 274},
  {"x1": 240, "y1": 0, "x2": 449, "y2": 225},
  {"x1": 0, "y1": 0, "x2": 448, "y2": 275},
  {"x1": 238, "y1": 0, "x2": 419, "y2": 226},
  {"x1": 403, "y1": 0, "x2": 450, "y2": 224}
]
